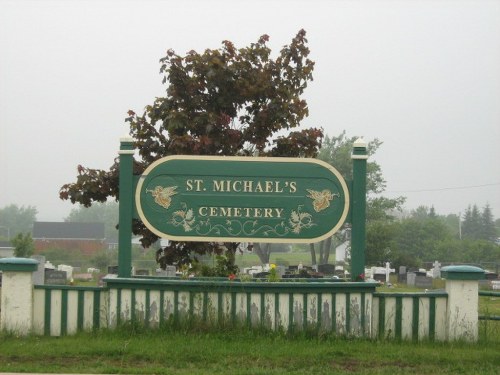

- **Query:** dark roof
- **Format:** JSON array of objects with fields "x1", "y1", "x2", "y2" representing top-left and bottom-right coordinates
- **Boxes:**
[{"x1": 32, "y1": 222, "x2": 105, "y2": 240}]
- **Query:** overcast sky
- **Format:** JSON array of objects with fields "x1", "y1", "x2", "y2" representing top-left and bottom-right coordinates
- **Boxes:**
[{"x1": 1, "y1": 0, "x2": 499, "y2": 222}]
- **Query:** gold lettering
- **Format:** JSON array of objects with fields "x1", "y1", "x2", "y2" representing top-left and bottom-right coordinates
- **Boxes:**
[
  {"x1": 198, "y1": 206, "x2": 286, "y2": 218},
  {"x1": 186, "y1": 179, "x2": 204, "y2": 192},
  {"x1": 254, "y1": 181, "x2": 264, "y2": 193},
  {"x1": 213, "y1": 180, "x2": 225, "y2": 192},
  {"x1": 195, "y1": 180, "x2": 204, "y2": 191},
  {"x1": 265, "y1": 181, "x2": 273, "y2": 193},
  {"x1": 275, "y1": 181, "x2": 284, "y2": 193},
  {"x1": 232, "y1": 180, "x2": 242, "y2": 192},
  {"x1": 243, "y1": 180, "x2": 253, "y2": 192}
]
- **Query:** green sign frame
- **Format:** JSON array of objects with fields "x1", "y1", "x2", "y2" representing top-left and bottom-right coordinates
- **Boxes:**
[{"x1": 135, "y1": 156, "x2": 350, "y2": 243}]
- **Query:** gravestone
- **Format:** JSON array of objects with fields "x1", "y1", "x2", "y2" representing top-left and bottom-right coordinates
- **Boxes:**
[
  {"x1": 431, "y1": 261, "x2": 441, "y2": 278},
  {"x1": 31, "y1": 255, "x2": 45, "y2": 285},
  {"x1": 58, "y1": 264, "x2": 73, "y2": 281},
  {"x1": 318, "y1": 264, "x2": 336, "y2": 275},
  {"x1": 276, "y1": 265, "x2": 286, "y2": 277},
  {"x1": 415, "y1": 275, "x2": 433, "y2": 288},
  {"x1": 407, "y1": 272, "x2": 416, "y2": 286},
  {"x1": 398, "y1": 266, "x2": 407, "y2": 283},
  {"x1": 135, "y1": 269, "x2": 150, "y2": 276},
  {"x1": 155, "y1": 265, "x2": 176, "y2": 277},
  {"x1": 45, "y1": 269, "x2": 67, "y2": 285},
  {"x1": 385, "y1": 262, "x2": 391, "y2": 283},
  {"x1": 108, "y1": 265, "x2": 119, "y2": 274}
]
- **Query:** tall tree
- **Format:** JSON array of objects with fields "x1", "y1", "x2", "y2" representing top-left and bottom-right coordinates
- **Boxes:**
[
  {"x1": 310, "y1": 132, "x2": 405, "y2": 266},
  {"x1": 0, "y1": 204, "x2": 38, "y2": 239},
  {"x1": 391, "y1": 216, "x2": 453, "y2": 268},
  {"x1": 462, "y1": 204, "x2": 482, "y2": 240},
  {"x1": 60, "y1": 30, "x2": 322, "y2": 268},
  {"x1": 480, "y1": 203, "x2": 496, "y2": 242}
]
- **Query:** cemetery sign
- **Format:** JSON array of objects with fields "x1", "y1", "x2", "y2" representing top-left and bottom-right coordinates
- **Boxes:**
[{"x1": 135, "y1": 156, "x2": 349, "y2": 243}]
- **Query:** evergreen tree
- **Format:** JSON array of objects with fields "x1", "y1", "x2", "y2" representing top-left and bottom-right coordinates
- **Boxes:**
[
  {"x1": 11, "y1": 232, "x2": 34, "y2": 258},
  {"x1": 462, "y1": 204, "x2": 481, "y2": 240},
  {"x1": 480, "y1": 203, "x2": 496, "y2": 241}
]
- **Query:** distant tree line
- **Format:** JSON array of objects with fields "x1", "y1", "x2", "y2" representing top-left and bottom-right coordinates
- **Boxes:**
[{"x1": 366, "y1": 204, "x2": 500, "y2": 269}]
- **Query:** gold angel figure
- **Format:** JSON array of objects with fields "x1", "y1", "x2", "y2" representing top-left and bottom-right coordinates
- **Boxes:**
[
  {"x1": 306, "y1": 189, "x2": 338, "y2": 212},
  {"x1": 146, "y1": 185, "x2": 178, "y2": 209}
]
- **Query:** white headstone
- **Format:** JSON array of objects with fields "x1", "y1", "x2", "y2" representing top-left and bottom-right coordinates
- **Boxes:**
[
  {"x1": 57, "y1": 264, "x2": 73, "y2": 281},
  {"x1": 432, "y1": 261, "x2": 441, "y2": 279}
]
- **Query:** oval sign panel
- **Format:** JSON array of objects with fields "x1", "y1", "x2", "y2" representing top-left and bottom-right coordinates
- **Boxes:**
[{"x1": 135, "y1": 156, "x2": 349, "y2": 243}]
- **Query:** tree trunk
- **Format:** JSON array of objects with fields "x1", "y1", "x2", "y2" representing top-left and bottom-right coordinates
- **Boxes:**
[
  {"x1": 320, "y1": 236, "x2": 332, "y2": 264},
  {"x1": 309, "y1": 243, "x2": 317, "y2": 266},
  {"x1": 254, "y1": 243, "x2": 271, "y2": 264}
]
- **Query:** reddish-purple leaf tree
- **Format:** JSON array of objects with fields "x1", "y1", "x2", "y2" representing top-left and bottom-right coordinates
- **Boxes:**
[{"x1": 60, "y1": 30, "x2": 323, "y2": 270}]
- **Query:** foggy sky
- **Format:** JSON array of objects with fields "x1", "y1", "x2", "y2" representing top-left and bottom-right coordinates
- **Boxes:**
[{"x1": 1, "y1": 0, "x2": 499, "y2": 221}]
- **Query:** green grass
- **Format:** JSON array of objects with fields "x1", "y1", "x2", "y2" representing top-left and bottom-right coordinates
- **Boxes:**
[
  {"x1": 0, "y1": 326, "x2": 499, "y2": 375},
  {"x1": 480, "y1": 294, "x2": 500, "y2": 316}
]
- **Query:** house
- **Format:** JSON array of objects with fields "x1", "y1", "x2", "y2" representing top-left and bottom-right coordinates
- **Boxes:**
[
  {"x1": 32, "y1": 222, "x2": 105, "y2": 256},
  {"x1": 0, "y1": 240, "x2": 14, "y2": 258}
]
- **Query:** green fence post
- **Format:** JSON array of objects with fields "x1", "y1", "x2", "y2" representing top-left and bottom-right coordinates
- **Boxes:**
[
  {"x1": 350, "y1": 138, "x2": 367, "y2": 281},
  {"x1": 118, "y1": 136, "x2": 134, "y2": 278}
]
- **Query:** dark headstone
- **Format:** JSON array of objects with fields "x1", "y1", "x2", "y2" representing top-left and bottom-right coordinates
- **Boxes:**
[
  {"x1": 373, "y1": 274, "x2": 386, "y2": 282},
  {"x1": 398, "y1": 273, "x2": 407, "y2": 283},
  {"x1": 135, "y1": 269, "x2": 150, "y2": 276},
  {"x1": 45, "y1": 270, "x2": 67, "y2": 285},
  {"x1": 107, "y1": 265, "x2": 118, "y2": 274},
  {"x1": 318, "y1": 264, "x2": 336, "y2": 275},
  {"x1": 415, "y1": 275, "x2": 433, "y2": 289},
  {"x1": 397, "y1": 266, "x2": 407, "y2": 283}
]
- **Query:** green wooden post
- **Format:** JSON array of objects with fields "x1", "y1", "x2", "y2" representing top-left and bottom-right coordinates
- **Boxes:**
[
  {"x1": 351, "y1": 138, "x2": 367, "y2": 281},
  {"x1": 118, "y1": 136, "x2": 134, "y2": 278}
]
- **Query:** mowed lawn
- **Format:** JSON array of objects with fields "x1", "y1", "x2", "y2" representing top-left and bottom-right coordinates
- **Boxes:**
[{"x1": 0, "y1": 324, "x2": 499, "y2": 375}]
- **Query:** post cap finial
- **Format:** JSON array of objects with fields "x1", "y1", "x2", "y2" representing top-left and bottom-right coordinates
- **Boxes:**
[
  {"x1": 120, "y1": 135, "x2": 134, "y2": 143},
  {"x1": 353, "y1": 137, "x2": 367, "y2": 148}
]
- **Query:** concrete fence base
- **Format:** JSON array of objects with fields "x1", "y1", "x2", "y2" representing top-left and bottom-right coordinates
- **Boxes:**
[{"x1": 0, "y1": 259, "x2": 485, "y2": 341}]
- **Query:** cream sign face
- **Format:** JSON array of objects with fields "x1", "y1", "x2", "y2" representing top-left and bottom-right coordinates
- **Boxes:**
[{"x1": 135, "y1": 156, "x2": 350, "y2": 243}]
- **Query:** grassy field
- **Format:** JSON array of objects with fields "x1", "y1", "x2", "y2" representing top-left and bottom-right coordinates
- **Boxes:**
[{"x1": 0, "y1": 324, "x2": 499, "y2": 375}]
